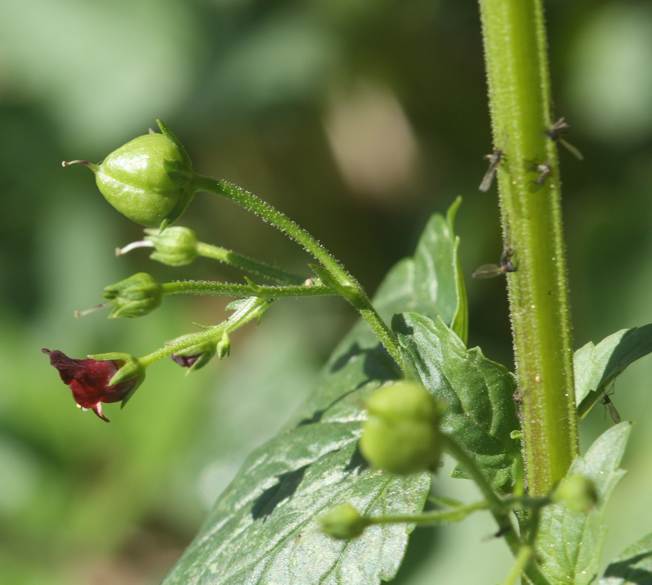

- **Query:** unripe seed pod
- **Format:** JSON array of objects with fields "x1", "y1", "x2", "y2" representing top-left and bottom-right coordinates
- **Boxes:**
[
  {"x1": 71, "y1": 120, "x2": 195, "y2": 227},
  {"x1": 552, "y1": 474, "x2": 599, "y2": 513},
  {"x1": 103, "y1": 272, "x2": 162, "y2": 319},
  {"x1": 360, "y1": 381, "x2": 442, "y2": 475},
  {"x1": 320, "y1": 503, "x2": 368, "y2": 540},
  {"x1": 145, "y1": 226, "x2": 198, "y2": 267}
]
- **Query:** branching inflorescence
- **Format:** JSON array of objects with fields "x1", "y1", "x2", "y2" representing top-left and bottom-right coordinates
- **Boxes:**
[{"x1": 44, "y1": 110, "x2": 608, "y2": 585}]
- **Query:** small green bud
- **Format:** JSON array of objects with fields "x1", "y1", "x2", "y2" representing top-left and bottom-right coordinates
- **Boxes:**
[
  {"x1": 170, "y1": 335, "x2": 217, "y2": 371},
  {"x1": 103, "y1": 272, "x2": 162, "y2": 318},
  {"x1": 65, "y1": 120, "x2": 195, "y2": 227},
  {"x1": 552, "y1": 474, "x2": 599, "y2": 513},
  {"x1": 360, "y1": 381, "x2": 442, "y2": 475},
  {"x1": 320, "y1": 503, "x2": 368, "y2": 540},
  {"x1": 144, "y1": 226, "x2": 199, "y2": 267}
]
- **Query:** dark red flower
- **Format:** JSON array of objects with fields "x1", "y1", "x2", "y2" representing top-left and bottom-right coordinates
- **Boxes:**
[{"x1": 42, "y1": 348, "x2": 138, "y2": 422}]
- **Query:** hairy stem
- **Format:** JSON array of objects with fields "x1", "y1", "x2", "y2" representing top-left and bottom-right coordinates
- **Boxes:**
[
  {"x1": 193, "y1": 175, "x2": 406, "y2": 374},
  {"x1": 502, "y1": 546, "x2": 534, "y2": 585},
  {"x1": 442, "y1": 435, "x2": 551, "y2": 585},
  {"x1": 196, "y1": 242, "x2": 305, "y2": 284},
  {"x1": 368, "y1": 500, "x2": 491, "y2": 526},
  {"x1": 139, "y1": 296, "x2": 269, "y2": 367},
  {"x1": 478, "y1": 0, "x2": 578, "y2": 495},
  {"x1": 161, "y1": 280, "x2": 335, "y2": 299}
]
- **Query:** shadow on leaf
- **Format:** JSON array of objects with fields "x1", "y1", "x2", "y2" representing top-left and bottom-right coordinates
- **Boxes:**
[
  {"x1": 251, "y1": 465, "x2": 310, "y2": 521},
  {"x1": 343, "y1": 443, "x2": 369, "y2": 475},
  {"x1": 604, "y1": 550, "x2": 652, "y2": 584},
  {"x1": 297, "y1": 342, "x2": 398, "y2": 426}
]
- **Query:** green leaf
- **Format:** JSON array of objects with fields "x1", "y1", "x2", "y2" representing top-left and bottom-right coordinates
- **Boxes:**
[
  {"x1": 575, "y1": 324, "x2": 652, "y2": 418},
  {"x1": 395, "y1": 312, "x2": 520, "y2": 492},
  {"x1": 163, "y1": 203, "x2": 465, "y2": 585},
  {"x1": 413, "y1": 196, "x2": 468, "y2": 344},
  {"x1": 536, "y1": 422, "x2": 632, "y2": 585},
  {"x1": 600, "y1": 533, "x2": 652, "y2": 584}
]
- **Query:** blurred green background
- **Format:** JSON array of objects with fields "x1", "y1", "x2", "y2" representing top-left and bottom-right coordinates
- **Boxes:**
[{"x1": 1, "y1": 0, "x2": 651, "y2": 583}]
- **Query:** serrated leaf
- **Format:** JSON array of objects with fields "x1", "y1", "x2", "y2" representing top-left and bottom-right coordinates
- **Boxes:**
[
  {"x1": 395, "y1": 312, "x2": 520, "y2": 492},
  {"x1": 600, "y1": 533, "x2": 652, "y2": 584},
  {"x1": 537, "y1": 423, "x2": 632, "y2": 585},
  {"x1": 575, "y1": 324, "x2": 652, "y2": 417},
  {"x1": 163, "y1": 203, "x2": 465, "y2": 585}
]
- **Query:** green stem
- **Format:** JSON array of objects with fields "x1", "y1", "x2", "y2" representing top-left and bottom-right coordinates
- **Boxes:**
[
  {"x1": 366, "y1": 494, "x2": 550, "y2": 528},
  {"x1": 442, "y1": 435, "x2": 550, "y2": 585},
  {"x1": 161, "y1": 280, "x2": 335, "y2": 299},
  {"x1": 368, "y1": 500, "x2": 490, "y2": 526},
  {"x1": 139, "y1": 296, "x2": 269, "y2": 367},
  {"x1": 478, "y1": 0, "x2": 578, "y2": 495},
  {"x1": 193, "y1": 175, "x2": 406, "y2": 374},
  {"x1": 441, "y1": 435, "x2": 509, "y2": 516},
  {"x1": 502, "y1": 546, "x2": 534, "y2": 585},
  {"x1": 196, "y1": 242, "x2": 305, "y2": 284}
]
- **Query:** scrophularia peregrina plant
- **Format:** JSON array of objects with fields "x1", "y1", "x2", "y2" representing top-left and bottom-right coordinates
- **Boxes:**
[{"x1": 44, "y1": 4, "x2": 650, "y2": 579}]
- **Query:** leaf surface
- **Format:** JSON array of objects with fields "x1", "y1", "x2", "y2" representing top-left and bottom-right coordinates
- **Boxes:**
[
  {"x1": 600, "y1": 533, "x2": 652, "y2": 585},
  {"x1": 163, "y1": 202, "x2": 466, "y2": 585},
  {"x1": 395, "y1": 312, "x2": 520, "y2": 491},
  {"x1": 575, "y1": 324, "x2": 652, "y2": 417},
  {"x1": 537, "y1": 423, "x2": 631, "y2": 585}
]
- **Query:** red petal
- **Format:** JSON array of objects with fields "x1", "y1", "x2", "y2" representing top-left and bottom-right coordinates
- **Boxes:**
[
  {"x1": 42, "y1": 348, "x2": 81, "y2": 384},
  {"x1": 91, "y1": 403, "x2": 110, "y2": 423}
]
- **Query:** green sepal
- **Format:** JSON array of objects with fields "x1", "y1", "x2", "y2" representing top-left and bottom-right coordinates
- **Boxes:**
[
  {"x1": 167, "y1": 333, "x2": 219, "y2": 372},
  {"x1": 216, "y1": 332, "x2": 231, "y2": 359},
  {"x1": 113, "y1": 358, "x2": 146, "y2": 407},
  {"x1": 85, "y1": 352, "x2": 145, "y2": 408},
  {"x1": 103, "y1": 272, "x2": 162, "y2": 319},
  {"x1": 145, "y1": 226, "x2": 199, "y2": 267}
]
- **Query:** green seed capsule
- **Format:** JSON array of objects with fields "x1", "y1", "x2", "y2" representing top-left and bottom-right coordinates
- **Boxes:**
[
  {"x1": 320, "y1": 503, "x2": 368, "y2": 540},
  {"x1": 65, "y1": 120, "x2": 195, "y2": 228},
  {"x1": 552, "y1": 474, "x2": 599, "y2": 513},
  {"x1": 144, "y1": 226, "x2": 199, "y2": 267},
  {"x1": 360, "y1": 381, "x2": 442, "y2": 475}
]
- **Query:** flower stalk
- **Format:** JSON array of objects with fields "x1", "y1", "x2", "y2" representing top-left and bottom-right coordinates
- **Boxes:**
[
  {"x1": 139, "y1": 296, "x2": 269, "y2": 368},
  {"x1": 442, "y1": 434, "x2": 551, "y2": 585},
  {"x1": 478, "y1": 0, "x2": 578, "y2": 495},
  {"x1": 195, "y1": 242, "x2": 304, "y2": 284},
  {"x1": 192, "y1": 175, "x2": 407, "y2": 374},
  {"x1": 160, "y1": 279, "x2": 335, "y2": 299}
]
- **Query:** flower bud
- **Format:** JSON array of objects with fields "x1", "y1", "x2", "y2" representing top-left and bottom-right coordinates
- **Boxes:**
[
  {"x1": 65, "y1": 120, "x2": 195, "y2": 227},
  {"x1": 360, "y1": 381, "x2": 442, "y2": 475},
  {"x1": 144, "y1": 226, "x2": 199, "y2": 267},
  {"x1": 103, "y1": 272, "x2": 162, "y2": 318},
  {"x1": 170, "y1": 336, "x2": 217, "y2": 371},
  {"x1": 320, "y1": 503, "x2": 368, "y2": 540},
  {"x1": 552, "y1": 474, "x2": 599, "y2": 513}
]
